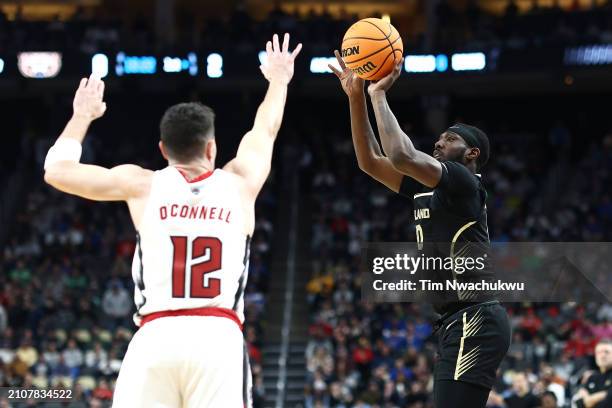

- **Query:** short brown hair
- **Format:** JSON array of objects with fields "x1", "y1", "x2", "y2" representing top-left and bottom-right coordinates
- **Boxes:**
[{"x1": 160, "y1": 102, "x2": 215, "y2": 162}]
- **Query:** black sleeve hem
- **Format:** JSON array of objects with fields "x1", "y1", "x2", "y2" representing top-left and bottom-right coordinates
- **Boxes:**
[
  {"x1": 398, "y1": 176, "x2": 423, "y2": 199},
  {"x1": 436, "y1": 161, "x2": 478, "y2": 195}
]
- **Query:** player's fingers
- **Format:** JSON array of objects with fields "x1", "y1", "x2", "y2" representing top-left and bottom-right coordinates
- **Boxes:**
[
  {"x1": 282, "y1": 33, "x2": 289, "y2": 53},
  {"x1": 290, "y1": 43, "x2": 302, "y2": 59},
  {"x1": 333, "y1": 50, "x2": 347, "y2": 71},
  {"x1": 88, "y1": 73, "x2": 99, "y2": 89},
  {"x1": 368, "y1": 81, "x2": 380, "y2": 92},
  {"x1": 266, "y1": 41, "x2": 272, "y2": 57},
  {"x1": 97, "y1": 80, "x2": 105, "y2": 96},
  {"x1": 272, "y1": 34, "x2": 280, "y2": 53},
  {"x1": 394, "y1": 60, "x2": 403, "y2": 73},
  {"x1": 78, "y1": 78, "x2": 87, "y2": 90},
  {"x1": 328, "y1": 64, "x2": 342, "y2": 78}
]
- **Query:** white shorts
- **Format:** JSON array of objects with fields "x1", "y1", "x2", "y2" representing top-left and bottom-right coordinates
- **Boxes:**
[{"x1": 112, "y1": 315, "x2": 251, "y2": 408}]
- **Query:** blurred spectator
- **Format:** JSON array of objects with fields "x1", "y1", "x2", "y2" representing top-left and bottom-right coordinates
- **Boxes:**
[
  {"x1": 92, "y1": 378, "x2": 113, "y2": 401},
  {"x1": 62, "y1": 339, "x2": 83, "y2": 376},
  {"x1": 504, "y1": 372, "x2": 541, "y2": 408},
  {"x1": 0, "y1": 305, "x2": 6, "y2": 334},
  {"x1": 573, "y1": 339, "x2": 612, "y2": 408},
  {"x1": 538, "y1": 365, "x2": 566, "y2": 406},
  {"x1": 540, "y1": 391, "x2": 558, "y2": 408},
  {"x1": 15, "y1": 339, "x2": 37, "y2": 369},
  {"x1": 101, "y1": 281, "x2": 131, "y2": 327},
  {"x1": 84, "y1": 342, "x2": 108, "y2": 375}
]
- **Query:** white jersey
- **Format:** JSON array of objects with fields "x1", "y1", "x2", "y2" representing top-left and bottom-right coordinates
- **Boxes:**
[{"x1": 131, "y1": 167, "x2": 250, "y2": 326}]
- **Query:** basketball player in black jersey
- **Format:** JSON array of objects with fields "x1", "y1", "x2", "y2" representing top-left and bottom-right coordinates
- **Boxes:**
[{"x1": 330, "y1": 54, "x2": 511, "y2": 407}]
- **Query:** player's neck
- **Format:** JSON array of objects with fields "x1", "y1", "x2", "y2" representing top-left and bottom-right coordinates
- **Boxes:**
[
  {"x1": 171, "y1": 160, "x2": 214, "y2": 179},
  {"x1": 465, "y1": 161, "x2": 478, "y2": 174}
]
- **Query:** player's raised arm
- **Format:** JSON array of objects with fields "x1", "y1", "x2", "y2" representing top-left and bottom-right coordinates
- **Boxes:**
[
  {"x1": 367, "y1": 60, "x2": 442, "y2": 188},
  {"x1": 329, "y1": 51, "x2": 403, "y2": 193},
  {"x1": 43, "y1": 75, "x2": 152, "y2": 202},
  {"x1": 224, "y1": 33, "x2": 302, "y2": 198}
]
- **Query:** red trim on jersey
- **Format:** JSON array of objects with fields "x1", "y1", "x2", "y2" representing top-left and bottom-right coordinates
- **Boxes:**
[
  {"x1": 140, "y1": 307, "x2": 243, "y2": 330},
  {"x1": 175, "y1": 168, "x2": 215, "y2": 183}
]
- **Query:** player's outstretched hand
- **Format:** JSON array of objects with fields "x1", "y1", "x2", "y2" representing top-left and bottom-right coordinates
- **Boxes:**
[
  {"x1": 367, "y1": 58, "x2": 403, "y2": 96},
  {"x1": 259, "y1": 33, "x2": 302, "y2": 85},
  {"x1": 73, "y1": 74, "x2": 107, "y2": 121},
  {"x1": 328, "y1": 50, "x2": 364, "y2": 98}
]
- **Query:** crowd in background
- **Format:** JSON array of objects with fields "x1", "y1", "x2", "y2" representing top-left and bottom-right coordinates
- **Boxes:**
[
  {"x1": 433, "y1": 0, "x2": 612, "y2": 51},
  {"x1": 2, "y1": 1, "x2": 612, "y2": 55}
]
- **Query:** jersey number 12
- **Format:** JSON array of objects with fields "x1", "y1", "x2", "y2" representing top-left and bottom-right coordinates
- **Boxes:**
[{"x1": 170, "y1": 236, "x2": 222, "y2": 298}]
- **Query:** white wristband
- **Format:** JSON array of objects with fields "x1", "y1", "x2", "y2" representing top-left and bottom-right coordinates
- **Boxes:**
[{"x1": 44, "y1": 138, "x2": 82, "y2": 170}]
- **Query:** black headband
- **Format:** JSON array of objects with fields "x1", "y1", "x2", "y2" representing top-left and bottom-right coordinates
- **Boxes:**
[{"x1": 447, "y1": 124, "x2": 481, "y2": 151}]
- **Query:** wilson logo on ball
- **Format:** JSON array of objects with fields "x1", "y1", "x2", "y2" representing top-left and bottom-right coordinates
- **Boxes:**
[
  {"x1": 353, "y1": 61, "x2": 377, "y2": 76},
  {"x1": 341, "y1": 17, "x2": 404, "y2": 80},
  {"x1": 342, "y1": 46, "x2": 360, "y2": 57}
]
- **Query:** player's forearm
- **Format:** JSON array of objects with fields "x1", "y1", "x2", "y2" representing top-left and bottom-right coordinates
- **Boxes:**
[
  {"x1": 57, "y1": 115, "x2": 93, "y2": 144},
  {"x1": 252, "y1": 80, "x2": 288, "y2": 138},
  {"x1": 45, "y1": 117, "x2": 87, "y2": 176},
  {"x1": 348, "y1": 93, "x2": 385, "y2": 170},
  {"x1": 369, "y1": 91, "x2": 418, "y2": 165}
]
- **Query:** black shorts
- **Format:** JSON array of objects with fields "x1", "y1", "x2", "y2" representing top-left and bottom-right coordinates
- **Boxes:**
[{"x1": 434, "y1": 301, "x2": 511, "y2": 389}]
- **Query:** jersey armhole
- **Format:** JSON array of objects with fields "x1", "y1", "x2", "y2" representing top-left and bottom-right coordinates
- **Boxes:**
[
  {"x1": 132, "y1": 170, "x2": 159, "y2": 232},
  {"x1": 399, "y1": 176, "x2": 424, "y2": 199},
  {"x1": 216, "y1": 169, "x2": 253, "y2": 236}
]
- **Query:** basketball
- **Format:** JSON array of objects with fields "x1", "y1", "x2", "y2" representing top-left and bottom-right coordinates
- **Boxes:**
[{"x1": 341, "y1": 18, "x2": 403, "y2": 80}]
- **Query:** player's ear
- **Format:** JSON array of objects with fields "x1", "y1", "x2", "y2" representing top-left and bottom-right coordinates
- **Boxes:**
[
  {"x1": 466, "y1": 147, "x2": 480, "y2": 163},
  {"x1": 206, "y1": 139, "x2": 217, "y2": 162},
  {"x1": 159, "y1": 141, "x2": 169, "y2": 161}
]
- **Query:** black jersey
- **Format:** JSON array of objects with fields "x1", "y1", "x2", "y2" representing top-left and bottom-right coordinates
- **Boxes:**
[
  {"x1": 581, "y1": 369, "x2": 612, "y2": 408},
  {"x1": 399, "y1": 161, "x2": 496, "y2": 315}
]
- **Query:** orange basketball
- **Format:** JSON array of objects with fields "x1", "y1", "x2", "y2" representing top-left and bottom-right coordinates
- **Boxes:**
[{"x1": 341, "y1": 18, "x2": 403, "y2": 80}]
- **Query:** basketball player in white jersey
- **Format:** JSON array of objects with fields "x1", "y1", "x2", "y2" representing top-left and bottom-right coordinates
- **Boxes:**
[{"x1": 43, "y1": 33, "x2": 302, "y2": 407}]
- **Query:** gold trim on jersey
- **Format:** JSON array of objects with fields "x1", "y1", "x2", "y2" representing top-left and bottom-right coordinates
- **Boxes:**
[
  {"x1": 454, "y1": 309, "x2": 485, "y2": 380},
  {"x1": 449, "y1": 221, "x2": 477, "y2": 300},
  {"x1": 450, "y1": 221, "x2": 477, "y2": 254}
]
